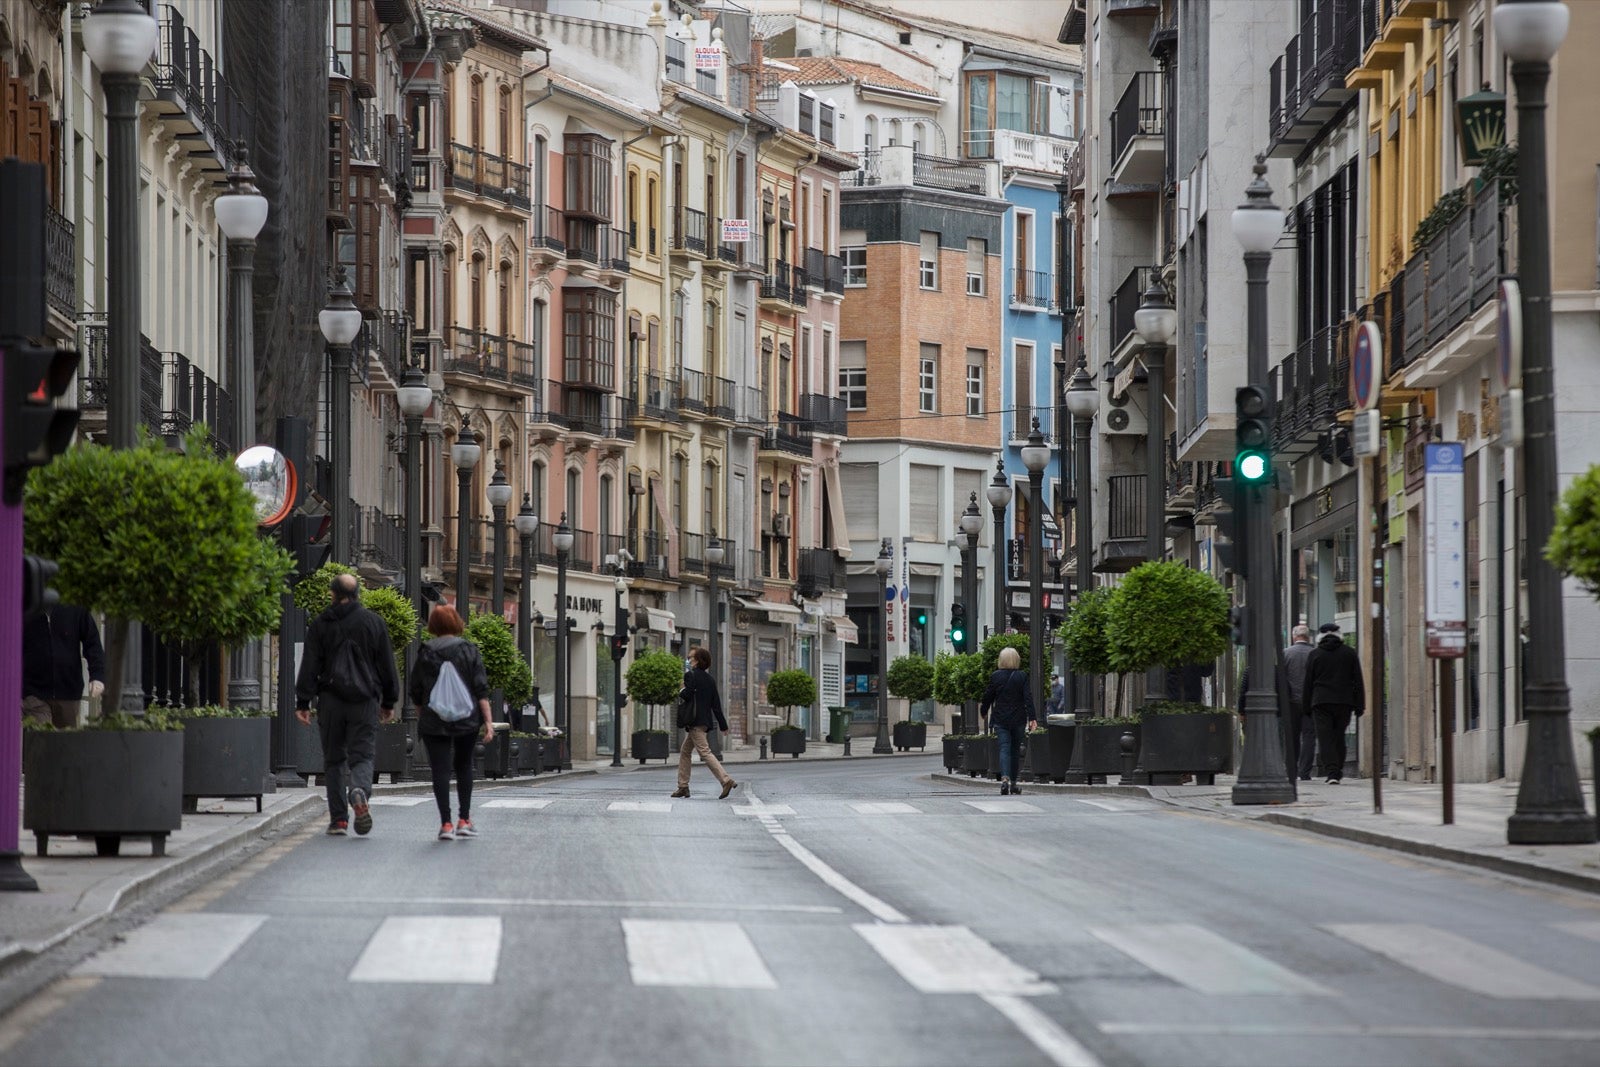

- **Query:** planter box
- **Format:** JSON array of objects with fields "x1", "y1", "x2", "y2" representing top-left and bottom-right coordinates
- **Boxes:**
[
  {"x1": 512, "y1": 736, "x2": 543, "y2": 775},
  {"x1": 770, "y1": 729, "x2": 806, "y2": 757},
  {"x1": 1079, "y1": 723, "x2": 1139, "y2": 779},
  {"x1": 1140, "y1": 712, "x2": 1234, "y2": 784},
  {"x1": 1045, "y1": 720, "x2": 1075, "y2": 782},
  {"x1": 962, "y1": 738, "x2": 991, "y2": 777},
  {"x1": 541, "y1": 735, "x2": 568, "y2": 772},
  {"x1": 892, "y1": 721, "x2": 927, "y2": 752},
  {"x1": 1022, "y1": 733, "x2": 1051, "y2": 780},
  {"x1": 632, "y1": 730, "x2": 670, "y2": 763},
  {"x1": 375, "y1": 720, "x2": 410, "y2": 782},
  {"x1": 24, "y1": 729, "x2": 184, "y2": 857},
  {"x1": 942, "y1": 736, "x2": 964, "y2": 773},
  {"x1": 181, "y1": 715, "x2": 271, "y2": 811},
  {"x1": 474, "y1": 725, "x2": 511, "y2": 780}
]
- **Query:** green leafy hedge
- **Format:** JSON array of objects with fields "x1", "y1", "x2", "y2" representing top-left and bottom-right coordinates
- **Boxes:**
[
  {"x1": 980, "y1": 632, "x2": 1029, "y2": 676},
  {"x1": 171, "y1": 704, "x2": 273, "y2": 720},
  {"x1": 465, "y1": 611, "x2": 532, "y2": 707},
  {"x1": 626, "y1": 649, "x2": 685, "y2": 707},
  {"x1": 1059, "y1": 585, "x2": 1114, "y2": 677},
  {"x1": 290, "y1": 563, "x2": 419, "y2": 682},
  {"x1": 885, "y1": 655, "x2": 935, "y2": 701},
  {"x1": 1104, "y1": 561, "x2": 1229, "y2": 675},
  {"x1": 1548, "y1": 465, "x2": 1600, "y2": 599},
  {"x1": 932, "y1": 652, "x2": 984, "y2": 705},
  {"x1": 1138, "y1": 700, "x2": 1224, "y2": 718},
  {"x1": 25, "y1": 710, "x2": 183, "y2": 732}
]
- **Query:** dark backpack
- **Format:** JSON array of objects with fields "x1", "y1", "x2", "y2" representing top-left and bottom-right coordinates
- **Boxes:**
[
  {"x1": 324, "y1": 634, "x2": 378, "y2": 703},
  {"x1": 676, "y1": 672, "x2": 699, "y2": 729}
]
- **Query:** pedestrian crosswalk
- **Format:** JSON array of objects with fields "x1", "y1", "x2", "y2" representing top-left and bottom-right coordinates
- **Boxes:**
[
  {"x1": 442, "y1": 794, "x2": 1153, "y2": 818},
  {"x1": 70, "y1": 912, "x2": 1600, "y2": 1006}
]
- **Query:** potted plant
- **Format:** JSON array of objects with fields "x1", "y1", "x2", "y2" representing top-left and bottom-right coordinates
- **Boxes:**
[
  {"x1": 934, "y1": 652, "x2": 984, "y2": 770},
  {"x1": 1077, "y1": 717, "x2": 1138, "y2": 780},
  {"x1": 1023, "y1": 726, "x2": 1051, "y2": 780},
  {"x1": 886, "y1": 655, "x2": 934, "y2": 751},
  {"x1": 1106, "y1": 561, "x2": 1232, "y2": 783},
  {"x1": 626, "y1": 650, "x2": 683, "y2": 763},
  {"x1": 466, "y1": 611, "x2": 531, "y2": 776},
  {"x1": 510, "y1": 731, "x2": 544, "y2": 774},
  {"x1": 173, "y1": 705, "x2": 275, "y2": 813},
  {"x1": 23, "y1": 712, "x2": 185, "y2": 856},
  {"x1": 1054, "y1": 586, "x2": 1117, "y2": 780},
  {"x1": 963, "y1": 733, "x2": 995, "y2": 777},
  {"x1": 766, "y1": 669, "x2": 816, "y2": 757}
]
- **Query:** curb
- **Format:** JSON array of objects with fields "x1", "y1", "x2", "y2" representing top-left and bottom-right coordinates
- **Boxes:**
[{"x1": 930, "y1": 772, "x2": 1157, "y2": 798}]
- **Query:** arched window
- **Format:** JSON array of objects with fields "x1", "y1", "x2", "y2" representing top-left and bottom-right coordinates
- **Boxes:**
[
  {"x1": 600, "y1": 474, "x2": 614, "y2": 542},
  {"x1": 646, "y1": 176, "x2": 659, "y2": 254},
  {"x1": 529, "y1": 460, "x2": 546, "y2": 519},
  {"x1": 470, "y1": 75, "x2": 483, "y2": 151},
  {"x1": 497, "y1": 258, "x2": 512, "y2": 339},
  {"x1": 442, "y1": 245, "x2": 457, "y2": 333},
  {"x1": 497, "y1": 85, "x2": 512, "y2": 158},
  {"x1": 566, "y1": 468, "x2": 581, "y2": 526},
  {"x1": 703, "y1": 461, "x2": 717, "y2": 538},
  {"x1": 627, "y1": 170, "x2": 639, "y2": 249},
  {"x1": 704, "y1": 301, "x2": 718, "y2": 380},
  {"x1": 470, "y1": 253, "x2": 485, "y2": 333},
  {"x1": 863, "y1": 114, "x2": 877, "y2": 152}
]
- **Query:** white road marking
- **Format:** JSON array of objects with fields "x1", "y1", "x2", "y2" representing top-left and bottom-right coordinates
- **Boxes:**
[
  {"x1": 963, "y1": 799, "x2": 1043, "y2": 814},
  {"x1": 481, "y1": 798, "x2": 554, "y2": 810},
  {"x1": 1075, "y1": 799, "x2": 1138, "y2": 812},
  {"x1": 246, "y1": 895, "x2": 838, "y2": 914},
  {"x1": 850, "y1": 801, "x2": 921, "y2": 815},
  {"x1": 608, "y1": 801, "x2": 673, "y2": 813},
  {"x1": 1556, "y1": 921, "x2": 1600, "y2": 943},
  {"x1": 349, "y1": 916, "x2": 501, "y2": 984},
  {"x1": 984, "y1": 994, "x2": 1104, "y2": 1067},
  {"x1": 72, "y1": 913, "x2": 266, "y2": 980},
  {"x1": 622, "y1": 920, "x2": 777, "y2": 989},
  {"x1": 366, "y1": 796, "x2": 429, "y2": 807},
  {"x1": 771, "y1": 834, "x2": 908, "y2": 924},
  {"x1": 1098, "y1": 1022, "x2": 1600, "y2": 1041},
  {"x1": 854, "y1": 924, "x2": 1057, "y2": 996},
  {"x1": 1324, "y1": 924, "x2": 1600, "y2": 1000},
  {"x1": 1089, "y1": 924, "x2": 1332, "y2": 996},
  {"x1": 732, "y1": 803, "x2": 795, "y2": 816}
]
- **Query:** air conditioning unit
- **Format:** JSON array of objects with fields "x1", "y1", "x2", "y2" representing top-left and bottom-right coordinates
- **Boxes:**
[
  {"x1": 1102, "y1": 379, "x2": 1148, "y2": 435},
  {"x1": 771, "y1": 513, "x2": 793, "y2": 538}
]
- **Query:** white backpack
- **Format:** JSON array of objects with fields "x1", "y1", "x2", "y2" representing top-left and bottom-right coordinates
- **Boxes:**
[{"x1": 428, "y1": 645, "x2": 475, "y2": 723}]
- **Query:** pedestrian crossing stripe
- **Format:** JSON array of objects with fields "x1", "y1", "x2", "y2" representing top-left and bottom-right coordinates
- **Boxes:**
[
  {"x1": 1325, "y1": 923, "x2": 1600, "y2": 1000},
  {"x1": 72, "y1": 913, "x2": 267, "y2": 980},
  {"x1": 349, "y1": 916, "x2": 502, "y2": 984},
  {"x1": 623, "y1": 919, "x2": 777, "y2": 989},
  {"x1": 607, "y1": 800, "x2": 673, "y2": 813},
  {"x1": 481, "y1": 798, "x2": 554, "y2": 810},
  {"x1": 962, "y1": 800, "x2": 1043, "y2": 814},
  {"x1": 850, "y1": 802, "x2": 921, "y2": 815},
  {"x1": 365, "y1": 796, "x2": 429, "y2": 807}
]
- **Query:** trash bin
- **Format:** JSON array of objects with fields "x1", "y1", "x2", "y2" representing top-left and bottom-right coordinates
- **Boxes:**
[
  {"x1": 1045, "y1": 713, "x2": 1075, "y2": 783},
  {"x1": 827, "y1": 706, "x2": 851, "y2": 744}
]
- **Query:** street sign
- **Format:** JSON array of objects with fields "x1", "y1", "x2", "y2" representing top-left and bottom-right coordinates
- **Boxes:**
[
  {"x1": 1424, "y1": 442, "x2": 1466, "y2": 659},
  {"x1": 1352, "y1": 408, "x2": 1381, "y2": 458},
  {"x1": 1497, "y1": 278, "x2": 1522, "y2": 392},
  {"x1": 694, "y1": 46, "x2": 722, "y2": 71},
  {"x1": 1350, "y1": 320, "x2": 1382, "y2": 413},
  {"x1": 721, "y1": 218, "x2": 749, "y2": 242}
]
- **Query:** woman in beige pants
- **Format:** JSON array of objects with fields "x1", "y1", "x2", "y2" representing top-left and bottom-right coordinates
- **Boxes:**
[{"x1": 672, "y1": 647, "x2": 738, "y2": 799}]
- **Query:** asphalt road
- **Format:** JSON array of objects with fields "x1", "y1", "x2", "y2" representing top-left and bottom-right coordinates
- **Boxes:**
[{"x1": 4, "y1": 757, "x2": 1600, "y2": 1067}]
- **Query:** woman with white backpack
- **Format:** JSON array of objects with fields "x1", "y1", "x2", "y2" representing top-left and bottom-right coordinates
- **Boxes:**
[{"x1": 410, "y1": 605, "x2": 494, "y2": 840}]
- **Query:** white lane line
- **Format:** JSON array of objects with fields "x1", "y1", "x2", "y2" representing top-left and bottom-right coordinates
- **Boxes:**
[
  {"x1": 608, "y1": 800, "x2": 673, "y2": 813},
  {"x1": 771, "y1": 834, "x2": 909, "y2": 924},
  {"x1": 851, "y1": 801, "x2": 921, "y2": 815},
  {"x1": 1555, "y1": 921, "x2": 1600, "y2": 943},
  {"x1": 72, "y1": 913, "x2": 267, "y2": 980},
  {"x1": 732, "y1": 804, "x2": 795, "y2": 816},
  {"x1": 1324, "y1": 924, "x2": 1600, "y2": 1000},
  {"x1": 481, "y1": 798, "x2": 554, "y2": 810},
  {"x1": 1089, "y1": 924, "x2": 1332, "y2": 996},
  {"x1": 246, "y1": 895, "x2": 838, "y2": 914},
  {"x1": 349, "y1": 916, "x2": 501, "y2": 984},
  {"x1": 984, "y1": 994, "x2": 1103, "y2": 1067},
  {"x1": 1075, "y1": 799, "x2": 1133, "y2": 812},
  {"x1": 366, "y1": 796, "x2": 429, "y2": 807},
  {"x1": 622, "y1": 920, "x2": 777, "y2": 990},
  {"x1": 963, "y1": 800, "x2": 1044, "y2": 814},
  {"x1": 1099, "y1": 1022, "x2": 1600, "y2": 1041},
  {"x1": 854, "y1": 924, "x2": 1056, "y2": 996}
]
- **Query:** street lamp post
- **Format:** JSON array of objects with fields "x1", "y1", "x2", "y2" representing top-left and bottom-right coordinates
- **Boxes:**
[
  {"x1": 959, "y1": 494, "x2": 984, "y2": 735},
  {"x1": 987, "y1": 457, "x2": 1013, "y2": 638},
  {"x1": 706, "y1": 532, "x2": 726, "y2": 704},
  {"x1": 553, "y1": 514, "x2": 574, "y2": 769},
  {"x1": 396, "y1": 365, "x2": 433, "y2": 737},
  {"x1": 319, "y1": 269, "x2": 362, "y2": 566},
  {"x1": 1229, "y1": 158, "x2": 1296, "y2": 806},
  {"x1": 610, "y1": 567, "x2": 629, "y2": 768},
  {"x1": 1497, "y1": 0, "x2": 1594, "y2": 844},
  {"x1": 450, "y1": 421, "x2": 481, "y2": 612},
  {"x1": 1132, "y1": 281, "x2": 1176, "y2": 710},
  {"x1": 216, "y1": 141, "x2": 269, "y2": 711},
  {"x1": 486, "y1": 461, "x2": 512, "y2": 618},
  {"x1": 514, "y1": 495, "x2": 540, "y2": 665},
  {"x1": 1065, "y1": 360, "x2": 1099, "y2": 718},
  {"x1": 873, "y1": 539, "x2": 894, "y2": 754},
  {"x1": 1022, "y1": 420, "x2": 1051, "y2": 720},
  {"x1": 84, "y1": 0, "x2": 157, "y2": 713}
]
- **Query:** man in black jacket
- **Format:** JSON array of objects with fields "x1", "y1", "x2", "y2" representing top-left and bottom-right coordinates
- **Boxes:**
[
  {"x1": 23, "y1": 603, "x2": 106, "y2": 727},
  {"x1": 294, "y1": 574, "x2": 399, "y2": 835},
  {"x1": 1302, "y1": 622, "x2": 1364, "y2": 784}
]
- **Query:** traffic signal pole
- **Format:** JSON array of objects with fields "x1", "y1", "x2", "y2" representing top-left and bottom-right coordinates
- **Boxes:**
[{"x1": 0, "y1": 367, "x2": 37, "y2": 891}]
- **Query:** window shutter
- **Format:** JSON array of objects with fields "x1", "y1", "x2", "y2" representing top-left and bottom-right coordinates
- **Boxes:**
[
  {"x1": 840, "y1": 463, "x2": 878, "y2": 543},
  {"x1": 954, "y1": 469, "x2": 984, "y2": 544},
  {"x1": 909, "y1": 465, "x2": 939, "y2": 540}
]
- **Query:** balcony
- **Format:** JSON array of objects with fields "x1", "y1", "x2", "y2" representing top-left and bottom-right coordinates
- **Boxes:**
[
  {"x1": 563, "y1": 220, "x2": 627, "y2": 282},
  {"x1": 710, "y1": 376, "x2": 737, "y2": 421},
  {"x1": 739, "y1": 386, "x2": 770, "y2": 430},
  {"x1": 642, "y1": 373, "x2": 680, "y2": 422},
  {"x1": 674, "y1": 207, "x2": 708, "y2": 257},
  {"x1": 442, "y1": 327, "x2": 511, "y2": 384},
  {"x1": 760, "y1": 264, "x2": 793, "y2": 309},
  {"x1": 355, "y1": 310, "x2": 410, "y2": 390},
  {"x1": 845, "y1": 149, "x2": 883, "y2": 188},
  {"x1": 1271, "y1": 322, "x2": 1347, "y2": 457},
  {"x1": 763, "y1": 412, "x2": 812, "y2": 458},
  {"x1": 1108, "y1": 72, "x2": 1164, "y2": 188},
  {"x1": 1097, "y1": 474, "x2": 1148, "y2": 573},
  {"x1": 801, "y1": 248, "x2": 844, "y2": 295},
  {"x1": 709, "y1": 219, "x2": 741, "y2": 269},
  {"x1": 1108, "y1": 265, "x2": 1159, "y2": 366},
  {"x1": 628, "y1": 529, "x2": 672, "y2": 581},
  {"x1": 530, "y1": 206, "x2": 566, "y2": 266},
  {"x1": 445, "y1": 142, "x2": 531, "y2": 210},
  {"x1": 1008, "y1": 268, "x2": 1055, "y2": 311},
  {"x1": 354, "y1": 507, "x2": 404, "y2": 576},
  {"x1": 680, "y1": 531, "x2": 707, "y2": 575},
  {"x1": 1350, "y1": 0, "x2": 1435, "y2": 80},
  {"x1": 1267, "y1": 1, "x2": 1361, "y2": 158},
  {"x1": 962, "y1": 128, "x2": 1076, "y2": 173},
  {"x1": 736, "y1": 547, "x2": 765, "y2": 594},
  {"x1": 796, "y1": 547, "x2": 846, "y2": 598},
  {"x1": 911, "y1": 153, "x2": 988, "y2": 196},
  {"x1": 549, "y1": 382, "x2": 605, "y2": 438},
  {"x1": 45, "y1": 205, "x2": 75, "y2": 324},
  {"x1": 680, "y1": 368, "x2": 708, "y2": 415},
  {"x1": 151, "y1": 4, "x2": 253, "y2": 178},
  {"x1": 1166, "y1": 434, "x2": 1196, "y2": 512},
  {"x1": 601, "y1": 393, "x2": 636, "y2": 441},
  {"x1": 158, "y1": 350, "x2": 235, "y2": 455},
  {"x1": 799, "y1": 393, "x2": 847, "y2": 437}
]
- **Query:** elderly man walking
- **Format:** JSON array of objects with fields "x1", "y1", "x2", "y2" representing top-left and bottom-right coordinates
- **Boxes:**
[{"x1": 1282, "y1": 625, "x2": 1317, "y2": 781}]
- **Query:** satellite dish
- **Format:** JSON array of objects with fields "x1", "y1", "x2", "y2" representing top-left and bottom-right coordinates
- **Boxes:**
[{"x1": 235, "y1": 445, "x2": 296, "y2": 528}]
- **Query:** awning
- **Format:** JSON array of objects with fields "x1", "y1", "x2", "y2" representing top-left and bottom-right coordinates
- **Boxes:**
[
  {"x1": 828, "y1": 615, "x2": 859, "y2": 644},
  {"x1": 642, "y1": 607, "x2": 676, "y2": 634},
  {"x1": 735, "y1": 596, "x2": 803, "y2": 624},
  {"x1": 823, "y1": 463, "x2": 852, "y2": 558}
]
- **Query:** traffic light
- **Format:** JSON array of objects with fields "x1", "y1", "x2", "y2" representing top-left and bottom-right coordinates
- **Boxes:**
[
  {"x1": 1211, "y1": 475, "x2": 1246, "y2": 579},
  {"x1": 1229, "y1": 605, "x2": 1247, "y2": 646},
  {"x1": 949, "y1": 602, "x2": 967, "y2": 652},
  {"x1": 4, "y1": 342, "x2": 80, "y2": 504},
  {"x1": 1234, "y1": 385, "x2": 1272, "y2": 486},
  {"x1": 915, "y1": 609, "x2": 929, "y2": 627},
  {"x1": 23, "y1": 554, "x2": 59, "y2": 617}
]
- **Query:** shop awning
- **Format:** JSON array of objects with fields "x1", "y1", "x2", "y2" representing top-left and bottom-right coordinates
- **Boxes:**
[
  {"x1": 823, "y1": 462, "x2": 852, "y2": 557},
  {"x1": 735, "y1": 596, "x2": 803, "y2": 624},
  {"x1": 642, "y1": 607, "x2": 676, "y2": 634},
  {"x1": 828, "y1": 615, "x2": 859, "y2": 644}
]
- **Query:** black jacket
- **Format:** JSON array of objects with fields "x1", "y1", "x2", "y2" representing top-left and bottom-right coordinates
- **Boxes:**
[
  {"x1": 980, "y1": 668, "x2": 1035, "y2": 728},
  {"x1": 410, "y1": 636, "x2": 490, "y2": 737},
  {"x1": 1303, "y1": 632, "x2": 1365, "y2": 715},
  {"x1": 294, "y1": 599, "x2": 400, "y2": 710},
  {"x1": 680, "y1": 667, "x2": 728, "y2": 732},
  {"x1": 23, "y1": 604, "x2": 105, "y2": 700}
]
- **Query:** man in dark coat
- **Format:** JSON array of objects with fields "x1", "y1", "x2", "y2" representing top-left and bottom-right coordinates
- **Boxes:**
[
  {"x1": 22, "y1": 603, "x2": 105, "y2": 727},
  {"x1": 1282, "y1": 625, "x2": 1317, "y2": 780},
  {"x1": 1302, "y1": 622, "x2": 1364, "y2": 784},
  {"x1": 294, "y1": 574, "x2": 399, "y2": 835}
]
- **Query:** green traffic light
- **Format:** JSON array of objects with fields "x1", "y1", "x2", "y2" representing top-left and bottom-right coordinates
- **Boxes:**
[
  {"x1": 916, "y1": 611, "x2": 928, "y2": 626},
  {"x1": 1237, "y1": 450, "x2": 1269, "y2": 483},
  {"x1": 950, "y1": 627, "x2": 964, "y2": 643}
]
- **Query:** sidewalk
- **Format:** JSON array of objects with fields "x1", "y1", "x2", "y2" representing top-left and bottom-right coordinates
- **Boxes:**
[{"x1": 934, "y1": 770, "x2": 1600, "y2": 894}]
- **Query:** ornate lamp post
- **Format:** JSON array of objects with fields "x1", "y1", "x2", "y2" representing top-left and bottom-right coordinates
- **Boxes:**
[
  {"x1": 1021, "y1": 419, "x2": 1051, "y2": 720},
  {"x1": 958, "y1": 493, "x2": 984, "y2": 734},
  {"x1": 986, "y1": 457, "x2": 1013, "y2": 637},
  {"x1": 610, "y1": 566, "x2": 629, "y2": 768},
  {"x1": 84, "y1": 0, "x2": 157, "y2": 713},
  {"x1": 486, "y1": 461, "x2": 513, "y2": 618},
  {"x1": 1229, "y1": 159, "x2": 1296, "y2": 806},
  {"x1": 553, "y1": 514, "x2": 574, "y2": 769},
  {"x1": 319, "y1": 269, "x2": 362, "y2": 566},
  {"x1": 396, "y1": 365, "x2": 432, "y2": 733},
  {"x1": 514, "y1": 494, "x2": 540, "y2": 664},
  {"x1": 1065, "y1": 359, "x2": 1099, "y2": 717},
  {"x1": 450, "y1": 422, "x2": 481, "y2": 612},
  {"x1": 1131, "y1": 280, "x2": 1176, "y2": 709},
  {"x1": 1496, "y1": 0, "x2": 1594, "y2": 843},
  {"x1": 873, "y1": 538, "x2": 894, "y2": 754}
]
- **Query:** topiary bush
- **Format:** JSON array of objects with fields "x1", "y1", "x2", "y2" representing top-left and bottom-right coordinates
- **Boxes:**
[
  {"x1": 1547, "y1": 465, "x2": 1600, "y2": 599},
  {"x1": 1059, "y1": 585, "x2": 1114, "y2": 677},
  {"x1": 765, "y1": 669, "x2": 817, "y2": 726},
  {"x1": 626, "y1": 649, "x2": 685, "y2": 708},
  {"x1": 980, "y1": 632, "x2": 1029, "y2": 677},
  {"x1": 932, "y1": 652, "x2": 985, "y2": 706},
  {"x1": 291, "y1": 561, "x2": 358, "y2": 617},
  {"x1": 465, "y1": 611, "x2": 531, "y2": 707},
  {"x1": 1104, "y1": 560, "x2": 1230, "y2": 675},
  {"x1": 885, "y1": 655, "x2": 935, "y2": 702}
]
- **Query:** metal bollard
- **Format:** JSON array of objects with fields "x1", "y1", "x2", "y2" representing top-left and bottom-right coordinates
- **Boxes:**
[
  {"x1": 843, "y1": 735, "x2": 852, "y2": 757},
  {"x1": 759, "y1": 736, "x2": 769, "y2": 760},
  {"x1": 1119, "y1": 729, "x2": 1138, "y2": 781}
]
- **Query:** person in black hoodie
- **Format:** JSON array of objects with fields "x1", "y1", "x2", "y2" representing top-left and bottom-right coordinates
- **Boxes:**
[
  {"x1": 22, "y1": 603, "x2": 105, "y2": 727},
  {"x1": 980, "y1": 646, "x2": 1036, "y2": 795},
  {"x1": 672, "y1": 647, "x2": 737, "y2": 800},
  {"x1": 409, "y1": 604, "x2": 493, "y2": 841},
  {"x1": 294, "y1": 574, "x2": 399, "y2": 835},
  {"x1": 1302, "y1": 622, "x2": 1364, "y2": 784}
]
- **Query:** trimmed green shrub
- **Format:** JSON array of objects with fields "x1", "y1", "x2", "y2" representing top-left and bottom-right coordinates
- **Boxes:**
[
  {"x1": 1139, "y1": 700, "x2": 1220, "y2": 718},
  {"x1": 1104, "y1": 561, "x2": 1230, "y2": 675},
  {"x1": 765, "y1": 669, "x2": 817, "y2": 726},
  {"x1": 626, "y1": 649, "x2": 685, "y2": 707},
  {"x1": 170, "y1": 704, "x2": 273, "y2": 720},
  {"x1": 885, "y1": 655, "x2": 935, "y2": 702},
  {"x1": 932, "y1": 652, "x2": 984, "y2": 705},
  {"x1": 1059, "y1": 585, "x2": 1114, "y2": 677},
  {"x1": 980, "y1": 632, "x2": 1029, "y2": 677},
  {"x1": 465, "y1": 611, "x2": 531, "y2": 707},
  {"x1": 291, "y1": 561, "x2": 357, "y2": 617},
  {"x1": 1548, "y1": 465, "x2": 1600, "y2": 599}
]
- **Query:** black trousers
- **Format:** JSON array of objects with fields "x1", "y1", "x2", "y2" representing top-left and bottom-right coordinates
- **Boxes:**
[
  {"x1": 1297, "y1": 711, "x2": 1318, "y2": 779},
  {"x1": 1312, "y1": 704, "x2": 1354, "y2": 780},
  {"x1": 423, "y1": 732, "x2": 477, "y2": 823},
  {"x1": 318, "y1": 696, "x2": 377, "y2": 822}
]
